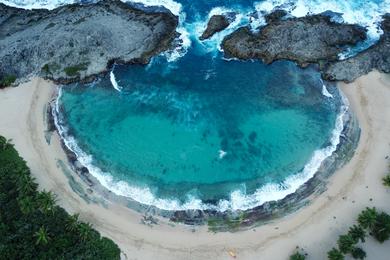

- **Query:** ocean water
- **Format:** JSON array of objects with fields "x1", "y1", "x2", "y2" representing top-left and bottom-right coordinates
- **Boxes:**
[{"x1": 5, "y1": 0, "x2": 389, "y2": 211}]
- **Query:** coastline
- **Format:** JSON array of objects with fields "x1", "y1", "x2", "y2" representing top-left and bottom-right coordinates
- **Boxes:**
[
  {"x1": 50, "y1": 82, "x2": 360, "y2": 225},
  {"x1": 0, "y1": 72, "x2": 389, "y2": 258}
]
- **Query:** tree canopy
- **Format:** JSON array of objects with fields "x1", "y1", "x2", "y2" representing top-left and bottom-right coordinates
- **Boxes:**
[{"x1": 0, "y1": 135, "x2": 120, "y2": 259}]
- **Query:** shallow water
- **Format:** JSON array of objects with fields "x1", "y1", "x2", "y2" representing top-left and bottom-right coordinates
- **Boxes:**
[{"x1": 5, "y1": 0, "x2": 389, "y2": 211}]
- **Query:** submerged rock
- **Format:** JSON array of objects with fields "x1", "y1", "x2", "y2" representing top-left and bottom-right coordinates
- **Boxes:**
[
  {"x1": 200, "y1": 14, "x2": 231, "y2": 40},
  {"x1": 221, "y1": 12, "x2": 367, "y2": 67},
  {"x1": 323, "y1": 14, "x2": 390, "y2": 82},
  {"x1": 0, "y1": 0, "x2": 178, "y2": 83}
]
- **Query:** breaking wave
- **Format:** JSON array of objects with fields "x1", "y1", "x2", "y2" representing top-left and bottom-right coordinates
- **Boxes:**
[{"x1": 53, "y1": 87, "x2": 349, "y2": 211}]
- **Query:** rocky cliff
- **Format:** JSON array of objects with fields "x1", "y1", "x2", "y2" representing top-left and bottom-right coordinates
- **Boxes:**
[
  {"x1": 323, "y1": 14, "x2": 390, "y2": 82},
  {"x1": 221, "y1": 13, "x2": 367, "y2": 67},
  {"x1": 0, "y1": 0, "x2": 178, "y2": 84}
]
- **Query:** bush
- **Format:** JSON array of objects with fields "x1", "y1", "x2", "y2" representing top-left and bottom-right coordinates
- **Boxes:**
[
  {"x1": 383, "y1": 175, "x2": 390, "y2": 187},
  {"x1": 0, "y1": 135, "x2": 120, "y2": 259},
  {"x1": 351, "y1": 247, "x2": 366, "y2": 259},
  {"x1": 63, "y1": 63, "x2": 88, "y2": 77},
  {"x1": 0, "y1": 75, "x2": 17, "y2": 88},
  {"x1": 371, "y1": 212, "x2": 390, "y2": 243},
  {"x1": 290, "y1": 251, "x2": 305, "y2": 260},
  {"x1": 358, "y1": 207, "x2": 378, "y2": 229},
  {"x1": 328, "y1": 248, "x2": 344, "y2": 260},
  {"x1": 337, "y1": 234, "x2": 355, "y2": 254}
]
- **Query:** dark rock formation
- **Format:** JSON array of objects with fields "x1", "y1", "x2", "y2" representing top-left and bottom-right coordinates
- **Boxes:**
[
  {"x1": 264, "y1": 9, "x2": 288, "y2": 23},
  {"x1": 323, "y1": 14, "x2": 390, "y2": 82},
  {"x1": 0, "y1": 0, "x2": 178, "y2": 84},
  {"x1": 200, "y1": 14, "x2": 231, "y2": 40},
  {"x1": 221, "y1": 13, "x2": 367, "y2": 67}
]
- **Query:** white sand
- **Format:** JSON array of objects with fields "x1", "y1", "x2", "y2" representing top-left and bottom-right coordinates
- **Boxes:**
[{"x1": 0, "y1": 72, "x2": 389, "y2": 259}]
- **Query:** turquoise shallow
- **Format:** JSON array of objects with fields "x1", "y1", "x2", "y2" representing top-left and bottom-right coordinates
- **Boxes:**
[
  {"x1": 47, "y1": 0, "x2": 389, "y2": 211},
  {"x1": 56, "y1": 53, "x2": 342, "y2": 210}
]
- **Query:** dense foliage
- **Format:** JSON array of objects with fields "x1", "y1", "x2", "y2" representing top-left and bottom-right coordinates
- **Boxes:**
[
  {"x1": 0, "y1": 136, "x2": 120, "y2": 259},
  {"x1": 0, "y1": 75, "x2": 16, "y2": 88}
]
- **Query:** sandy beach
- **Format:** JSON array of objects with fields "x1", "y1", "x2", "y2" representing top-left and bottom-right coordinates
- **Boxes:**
[{"x1": 0, "y1": 72, "x2": 389, "y2": 259}]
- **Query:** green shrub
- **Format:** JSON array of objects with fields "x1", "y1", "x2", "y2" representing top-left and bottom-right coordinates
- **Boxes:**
[
  {"x1": 383, "y1": 175, "x2": 390, "y2": 187},
  {"x1": 337, "y1": 234, "x2": 355, "y2": 254},
  {"x1": 63, "y1": 63, "x2": 88, "y2": 77},
  {"x1": 348, "y1": 225, "x2": 366, "y2": 243},
  {"x1": 290, "y1": 251, "x2": 305, "y2": 260},
  {"x1": 0, "y1": 135, "x2": 120, "y2": 259},
  {"x1": 371, "y1": 212, "x2": 390, "y2": 243},
  {"x1": 351, "y1": 247, "x2": 366, "y2": 259},
  {"x1": 358, "y1": 207, "x2": 378, "y2": 229},
  {"x1": 328, "y1": 248, "x2": 344, "y2": 260},
  {"x1": 0, "y1": 75, "x2": 17, "y2": 88}
]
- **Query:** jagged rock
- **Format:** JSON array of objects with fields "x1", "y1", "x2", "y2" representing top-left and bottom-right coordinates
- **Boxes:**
[
  {"x1": 221, "y1": 13, "x2": 367, "y2": 67},
  {"x1": 264, "y1": 9, "x2": 288, "y2": 23},
  {"x1": 323, "y1": 14, "x2": 390, "y2": 82},
  {"x1": 0, "y1": 0, "x2": 178, "y2": 84},
  {"x1": 200, "y1": 14, "x2": 231, "y2": 40}
]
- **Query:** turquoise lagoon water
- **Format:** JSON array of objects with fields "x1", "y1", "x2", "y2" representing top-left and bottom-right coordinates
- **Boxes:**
[
  {"x1": 17, "y1": 0, "x2": 386, "y2": 211},
  {"x1": 55, "y1": 53, "x2": 343, "y2": 210}
]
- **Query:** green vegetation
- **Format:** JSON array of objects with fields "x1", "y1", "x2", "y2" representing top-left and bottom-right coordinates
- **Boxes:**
[
  {"x1": 207, "y1": 211, "x2": 247, "y2": 232},
  {"x1": 0, "y1": 135, "x2": 120, "y2": 259},
  {"x1": 326, "y1": 207, "x2": 390, "y2": 259},
  {"x1": 383, "y1": 175, "x2": 390, "y2": 187},
  {"x1": 337, "y1": 234, "x2": 355, "y2": 254},
  {"x1": 289, "y1": 251, "x2": 306, "y2": 260},
  {"x1": 351, "y1": 247, "x2": 366, "y2": 259},
  {"x1": 63, "y1": 63, "x2": 88, "y2": 77},
  {"x1": 327, "y1": 248, "x2": 344, "y2": 260},
  {"x1": 0, "y1": 75, "x2": 17, "y2": 88}
]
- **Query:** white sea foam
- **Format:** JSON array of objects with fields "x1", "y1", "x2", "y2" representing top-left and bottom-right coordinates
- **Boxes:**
[
  {"x1": 254, "y1": 0, "x2": 390, "y2": 53},
  {"x1": 110, "y1": 70, "x2": 122, "y2": 92},
  {"x1": 0, "y1": 0, "x2": 76, "y2": 9},
  {"x1": 321, "y1": 79, "x2": 333, "y2": 98},
  {"x1": 322, "y1": 84, "x2": 333, "y2": 98},
  {"x1": 53, "y1": 87, "x2": 349, "y2": 211}
]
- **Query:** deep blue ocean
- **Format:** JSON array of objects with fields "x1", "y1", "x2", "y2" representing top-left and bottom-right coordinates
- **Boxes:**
[{"x1": 5, "y1": 0, "x2": 389, "y2": 211}]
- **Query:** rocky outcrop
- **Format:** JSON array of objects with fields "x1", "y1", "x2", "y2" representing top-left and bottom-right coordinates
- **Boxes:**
[
  {"x1": 221, "y1": 13, "x2": 367, "y2": 67},
  {"x1": 323, "y1": 14, "x2": 390, "y2": 82},
  {"x1": 0, "y1": 0, "x2": 178, "y2": 84},
  {"x1": 200, "y1": 15, "x2": 231, "y2": 40}
]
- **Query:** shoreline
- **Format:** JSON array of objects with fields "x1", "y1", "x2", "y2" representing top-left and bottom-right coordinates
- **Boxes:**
[
  {"x1": 0, "y1": 72, "x2": 389, "y2": 258},
  {"x1": 50, "y1": 84, "x2": 360, "y2": 227}
]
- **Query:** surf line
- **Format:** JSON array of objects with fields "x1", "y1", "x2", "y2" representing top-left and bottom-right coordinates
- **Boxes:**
[
  {"x1": 110, "y1": 67, "x2": 122, "y2": 92},
  {"x1": 321, "y1": 79, "x2": 333, "y2": 98}
]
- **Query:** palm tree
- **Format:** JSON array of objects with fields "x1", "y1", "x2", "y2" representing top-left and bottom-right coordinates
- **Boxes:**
[
  {"x1": 34, "y1": 226, "x2": 49, "y2": 245},
  {"x1": 36, "y1": 191, "x2": 57, "y2": 215},
  {"x1": 16, "y1": 172, "x2": 36, "y2": 196},
  {"x1": 290, "y1": 251, "x2": 305, "y2": 260},
  {"x1": 66, "y1": 213, "x2": 80, "y2": 232},
  {"x1": 351, "y1": 247, "x2": 366, "y2": 259},
  {"x1": 383, "y1": 175, "x2": 390, "y2": 187},
  {"x1": 358, "y1": 207, "x2": 378, "y2": 229},
  {"x1": 18, "y1": 196, "x2": 34, "y2": 215},
  {"x1": 348, "y1": 225, "x2": 366, "y2": 243},
  {"x1": 337, "y1": 234, "x2": 355, "y2": 254},
  {"x1": 78, "y1": 222, "x2": 93, "y2": 242},
  {"x1": 1, "y1": 137, "x2": 13, "y2": 151},
  {"x1": 327, "y1": 248, "x2": 344, "y2": 260},
  {"x1": 371, "y1": 212, "x2": 390, "y2": 243}
]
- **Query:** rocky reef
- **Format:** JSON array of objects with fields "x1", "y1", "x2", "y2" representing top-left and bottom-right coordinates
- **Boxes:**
[
  {"x1": 200, "y1": 14, "x2": 231, "y2": 40},
  {"x1": 221, "y1": 13, "x2": 367, "y2": 66},
  {"x1": 0, "y1": 0, "x2": 178, "y2": 84},
  {"x1": 222, "y1": 10, "x2": 390, "y2": 82},
  {"x1": 323, "y1": 14, "x2": 390, "y2": 82}
]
